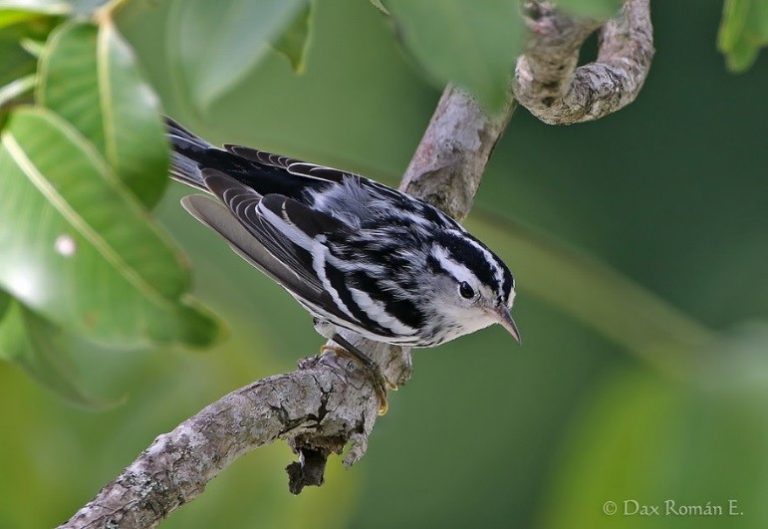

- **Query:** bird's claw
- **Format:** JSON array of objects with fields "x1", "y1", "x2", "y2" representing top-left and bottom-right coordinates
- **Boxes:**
[{"x1": 321, "y1": 344, "x2": 390, "y2": 415}]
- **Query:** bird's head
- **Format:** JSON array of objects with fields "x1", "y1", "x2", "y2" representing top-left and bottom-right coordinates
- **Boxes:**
[{"x1": 424, "y1": 230, "x2": 520, "y2": 344}]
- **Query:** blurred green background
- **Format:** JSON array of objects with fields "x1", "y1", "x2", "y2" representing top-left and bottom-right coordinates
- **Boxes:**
[{"x1": 2, "y1": 0, "x2": 768, "y2": 528}]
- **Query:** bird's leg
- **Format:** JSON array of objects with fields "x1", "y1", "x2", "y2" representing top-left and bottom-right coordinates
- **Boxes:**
[{"x1": 322, "y1": 334, "x2": 390, "y2": 415}]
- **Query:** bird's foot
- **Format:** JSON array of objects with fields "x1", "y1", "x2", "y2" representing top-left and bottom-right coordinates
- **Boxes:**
[{"x1": 322, "y1": 339, "x2": 391, "y2": 416}]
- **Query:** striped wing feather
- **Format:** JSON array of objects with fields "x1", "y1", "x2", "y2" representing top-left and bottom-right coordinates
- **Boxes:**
[
  {"x1": 180, "y1": 195, "x2": 326, "y2": 308},
  {"x1": 183, "y1": 170, "x2": 360, "y2": 326},
  {"x1": 224, "y1": 143, "x2": 348, "y2": 184}
]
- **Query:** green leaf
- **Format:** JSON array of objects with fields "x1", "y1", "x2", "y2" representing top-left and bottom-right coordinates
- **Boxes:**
[
  {"x1": 20, "y1": 36, "x2": 45, "y2": 56},
  {"x1": 0, "y1": 8, "x2": 47, "y2": 28},
  {"x1": 271, "y1": 1, "x2": 313, "y2": 74},
  {"x1": 369, "y1": 0, "x2": 390, "y2": 15},
  {"x1": 38, "y1": 21, "x2": 169, "y2": 208},
  {"x1": 0, "y1": 290, "x2": 10, "y2": 319},
  {"x1": 0, "y1": 30, "x2": 36, "y2": 89},
  {"x1": 0, "y1": 1, "x2": 70, "y2": 28},
  {"x1": 0, "y1": 298, "x2": 115, "y2": 408},
  {"x1": 0, "y1": 9, "x2": 33, "y2": 28},
  {"x1": 0, "y1": 0, "x2": 69, "y2": 11},
  {"x1": 0, "y1": 107, "x2": 219, "y2": 347},
  {"x1": 166, "y1": 0, "x2": 305, "y2": 111},
  {"x1": 718, "y1": 0, "x2": 768, "y2": 72},
  {"x1": 0, "y1": 11, "x2": 61, "y2": 117},
  {"x1": 539, "y1": 368, "x2": 768, "y2": 529},
  {"x1": 0, "y1": 74, "x2": 34, "y2": 110},
  {"x1": 385, "y1": 0, "x2": 523, "y2": 112}
]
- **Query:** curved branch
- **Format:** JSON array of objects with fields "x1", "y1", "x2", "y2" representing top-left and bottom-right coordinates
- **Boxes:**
[
  {"x1": 513, "y1": 0, "x2": 654, "y2": 124},
  {"x1": 57, "y1": 85, "x2": 517, "y2": 529}
]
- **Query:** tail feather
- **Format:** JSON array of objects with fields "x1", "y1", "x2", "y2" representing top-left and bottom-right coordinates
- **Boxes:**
[
  {"x1": 166, "y1": 117, "x2": 212, "y2": 190},
  {"x1": 166, "y1": 117, "x2": 210, "y2": 149},
  {"x1": 165, "y1": 117, "x2": 333, "y2": 200}
]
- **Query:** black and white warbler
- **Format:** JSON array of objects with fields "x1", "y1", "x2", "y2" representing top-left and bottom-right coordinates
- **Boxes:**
[{"x1": 167, "y1": 118, "x2": 520, "y2": 409}]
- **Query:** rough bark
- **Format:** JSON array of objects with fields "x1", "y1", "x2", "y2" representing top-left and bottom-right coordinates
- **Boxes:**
[
  {"x1": 513, "y1": 0, "x2": 654, "y2": 124},
  {"x1": 399, "y1": 85, "x2": 516, "y2": 221},
  {"x1": 57, "y1": 85, "x2": 516, "y2": 529}
]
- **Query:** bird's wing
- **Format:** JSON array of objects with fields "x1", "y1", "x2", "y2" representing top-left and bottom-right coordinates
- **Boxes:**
[
  {"x1": 224, "y1": 143, "x2": 350, "y2": 184},
  {"x1": 181, "y1": 194, "x2": 327, "y2": 309},
  {"x1": 225, "y1": 143, "x2": 461, "y2": 230},
  {"x1": 188, "y1": 169, "x2": 362, "y2": 326}
]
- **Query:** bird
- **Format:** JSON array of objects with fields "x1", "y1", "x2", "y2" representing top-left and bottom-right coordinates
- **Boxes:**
[{"x1": 166, "y1": 118, "x2": 520, "y2": 413}]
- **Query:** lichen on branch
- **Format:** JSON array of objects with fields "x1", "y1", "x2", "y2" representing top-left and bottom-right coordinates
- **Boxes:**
[{"x1": 513, "y1": 0, "x2": 654, "y2": 125}]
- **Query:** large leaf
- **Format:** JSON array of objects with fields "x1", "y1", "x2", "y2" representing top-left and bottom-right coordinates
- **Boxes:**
[
  {"x1": 0, "y1": 10, "x2": 62, "y2": 120},
  {"x1": 0, "y1": 290, "x2": 10, "y2": 318},
  {"x1": 166, "y1": 0, "x2": 305, "y2": 110},
  {"x1": 271, "y1": 1, "x2": 313, "y2": 74},
  {"x1": 0, "y1": 298, "x2": 114, "y2": 407},
  {"x1": 718, "y1": 0, "x2": 768, "y2": 72},
  {"x1": 0, "y1": 28, "x2": 36, "y2": 88},
  {"x1": 385, "y1": 0, "x2": 523, "y2": 112},
  {"x1": 539, "y1": 360, "x2": 768, "y2": 529},
  {"x1": 38, "y1": 21, "x2": 169, "y2": 208},
  {"x1": 0, "y1": 1, "x2": 70, "y2": 28},
  {"x1": 0, "y1": 74, "x2": 34, "y2": 110},
  {"x1": 369, "y1": 0, "x2": 390, "y2": 15},
  {"x1": 0, "y1": 0, "x2": 69, "y2": 10},
  {"x1": 0, "y1": 0, "x2": 107, "y2": 15},
  {"x1": 0, "y1": 8, "x2": 48, "y2": 29},
  {"x1": 0, "y1": 107, "x2": 219, "y2": 347}
]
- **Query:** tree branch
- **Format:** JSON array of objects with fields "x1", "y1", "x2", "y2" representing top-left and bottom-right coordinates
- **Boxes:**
[
  {"x1": 513, "y1": 0, "x2": 654, "y2": 124},
  {"x1": 57, "y1": 85, "x2": 516, "y2": 529},
  {"x1": 399, "y1": 85, "x2": 516, "y2": 221}
]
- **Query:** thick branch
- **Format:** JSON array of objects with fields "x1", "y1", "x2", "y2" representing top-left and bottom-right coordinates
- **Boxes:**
[
  {"x1": 58, "y1": 85, "x2": 516, "y2": 529},
  {"x1": 513, "y1": 0, "x2": 654, "y2": 124},
  {"x1": 399, "y1": 85, "x2": 516, "y2": 221},
  {"x1": 60, "y1": 356, "x2": 379, "y2": 529}
]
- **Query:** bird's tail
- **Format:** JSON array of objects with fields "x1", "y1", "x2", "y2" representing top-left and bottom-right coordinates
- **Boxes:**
[{"x1": 166, "y1": 117, "x2": 212, "y2": 190}]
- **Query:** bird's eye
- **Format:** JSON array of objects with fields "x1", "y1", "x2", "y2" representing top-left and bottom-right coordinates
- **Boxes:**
[{"x1": 458, "y1": 281, "x2": 475, "y2": 299}]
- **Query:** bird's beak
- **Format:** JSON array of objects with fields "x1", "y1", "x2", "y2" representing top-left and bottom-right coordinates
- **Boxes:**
[{"x1": 495, "y1": 306, "x2": 522, "y2": 344}]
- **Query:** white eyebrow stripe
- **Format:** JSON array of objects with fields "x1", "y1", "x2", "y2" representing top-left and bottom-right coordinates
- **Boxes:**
[
  {"x1": 448, "y1": 229, "x2": 505, "y2": 287},
  {"x1": 431, "y1": 245, "x2": 476, "y2": 285}
]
